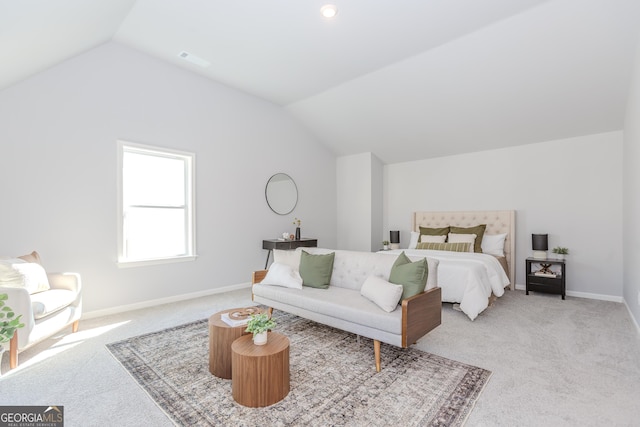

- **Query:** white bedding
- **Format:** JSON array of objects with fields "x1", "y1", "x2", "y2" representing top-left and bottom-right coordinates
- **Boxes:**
[{"x1": 383, "y1": 249, "x2": 510, "y2": 320}]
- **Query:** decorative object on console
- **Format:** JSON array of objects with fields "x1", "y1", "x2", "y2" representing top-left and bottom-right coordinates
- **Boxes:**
[
  {"x1": 532, "y1": 234, "x2": 548, "y2": 259},
  {"x1": 552, "y1": 246, "x2": 569, "y2": 260},
  {"x1": 382, "y1": 240, "x2": 389, "y2": 250},
  {"x1": 245, "y1": 313, "x2": 276, "y2": 345},
  {"x1": 390, "y1": 230, "x2": 400, "y2": 249},
  {"x1": 293, "y1": 217, "x2": 301, "y2": 240}
]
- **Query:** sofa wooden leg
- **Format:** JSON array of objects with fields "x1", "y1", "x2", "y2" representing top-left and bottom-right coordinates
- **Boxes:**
[
  {"x1": 72, "y1": 320, "x2": 79, "y2": 333},
  {"x1": 9, "y1": 331, "x2": 18, "y2": 369},
  {"x1": 374, "y1": 340, "x2": 381, "y2": 372}
]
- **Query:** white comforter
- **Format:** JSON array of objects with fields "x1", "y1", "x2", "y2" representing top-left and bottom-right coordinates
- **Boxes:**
[{"x1": 383, "y1": 249, "x2": 510, "y2": 321}]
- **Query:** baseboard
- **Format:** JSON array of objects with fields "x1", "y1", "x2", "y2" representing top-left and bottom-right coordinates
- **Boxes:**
[
  {"x1": 82, "y1": 282, "x2": 252, "y2": 320},
  {"x1": 514, "y1": 284, "x2": 623, "y2": 303},
  {"x1": 623, "y1": 299, "x2": 640, "y2": 335}
]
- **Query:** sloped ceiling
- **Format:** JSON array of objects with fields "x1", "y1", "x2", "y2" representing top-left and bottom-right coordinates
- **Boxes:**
[{"x1": 1, "y1": 0, "x2": 639, "y2": 163}]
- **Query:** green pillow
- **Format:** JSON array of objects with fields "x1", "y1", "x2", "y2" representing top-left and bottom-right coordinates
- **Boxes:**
[
  {"x1": 450, "y1": 225, "x2": 486, "y2": 253},
  {"x1": 416, "y1": 242, "x2": 471, "y2": 252},
  {"x1": 299, "y1": 250, "x2": 335, "y2": 289},
  {"x1": 388, "y1": 252, "x2": 428, "y2": 300},
  {"x1": 418, "y1": 226, "x2": 450, "y2": 243}
]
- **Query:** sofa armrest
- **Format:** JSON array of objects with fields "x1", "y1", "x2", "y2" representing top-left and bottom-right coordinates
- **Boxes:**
[
  {"x1": 0, "y1": 286, "x2": 36, "y2": 334},
  {"x1": 252, "y1": 270, "x2": 268, "y2": 285},
  {"x1": 401, "y1": 287, "x2": 442, "y2": 347},
  {"x1": 47, "y1": 272, "x2": 81, "y2": 294}
]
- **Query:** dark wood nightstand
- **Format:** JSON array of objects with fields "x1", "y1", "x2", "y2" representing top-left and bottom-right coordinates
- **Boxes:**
[
  {"x1": 262, "y1": 238, "x2": 317, "y2": 268},
  {"x1": 525, "y1": 257, "x2": 566, "y2": 300}
]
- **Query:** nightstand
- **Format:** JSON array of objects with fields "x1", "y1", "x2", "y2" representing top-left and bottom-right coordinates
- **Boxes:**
[{"x1": 525, "y1": 257, "x2": 566, "y2": 300}]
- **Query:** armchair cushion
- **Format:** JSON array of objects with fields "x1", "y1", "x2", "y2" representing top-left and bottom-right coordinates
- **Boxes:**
[{"x1": 30, "y1": 289, "x2": 77, "y2": 319}]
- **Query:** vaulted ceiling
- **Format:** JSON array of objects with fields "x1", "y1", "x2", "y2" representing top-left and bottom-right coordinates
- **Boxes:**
[{"x1": 2, "y1": 0, "x2": 639, "y2": 163}]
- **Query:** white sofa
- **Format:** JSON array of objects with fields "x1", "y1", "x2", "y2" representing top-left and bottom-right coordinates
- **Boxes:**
[
  {"x1": 0, "y1": 252, "x2": 82, "y2": 369},
  {"x1": 252, "y1": 247, "x2": 442, "y2": 371}
]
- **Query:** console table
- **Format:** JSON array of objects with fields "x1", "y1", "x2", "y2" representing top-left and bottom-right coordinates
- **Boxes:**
[{"x1": 262, "y1": 238, "x2": 317, "y2": 268}]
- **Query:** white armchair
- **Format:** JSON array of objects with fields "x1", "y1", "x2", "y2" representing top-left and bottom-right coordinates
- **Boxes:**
[{"x1": 0, "y1": 252, "x2": 82, "y2": 369}]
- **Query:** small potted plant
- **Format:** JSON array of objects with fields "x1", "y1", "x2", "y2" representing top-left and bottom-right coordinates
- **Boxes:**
[
  {"x1": 245, "y1": 313, "x2": 276, "y2": 345},
  {"x1": 552, "y1": 247, "x2": 569, "y2": 260},
  {"x1": 382, "y1": 240, "x2": 390, "y2": 250},
  {"x1": 1, "y1": 294, "x2": 25, "y2": 356}
]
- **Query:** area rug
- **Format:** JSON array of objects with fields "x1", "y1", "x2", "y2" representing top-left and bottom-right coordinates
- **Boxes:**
[{"x1": 106, "y1": 311, "x2": 491, "y2": 426}]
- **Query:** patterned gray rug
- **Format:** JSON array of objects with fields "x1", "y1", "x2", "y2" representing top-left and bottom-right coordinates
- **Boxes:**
[{"x1": 106, "y1": 311, "x2": 491, "y2": 426}]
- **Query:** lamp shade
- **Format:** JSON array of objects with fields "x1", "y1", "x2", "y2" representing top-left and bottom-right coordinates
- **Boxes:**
[
  {"x1": 532, "y1": 234, "x2": 548, "y2": 251},
  {"x1": 390, "y1": 231, "x2": 400, "y2": 244}
]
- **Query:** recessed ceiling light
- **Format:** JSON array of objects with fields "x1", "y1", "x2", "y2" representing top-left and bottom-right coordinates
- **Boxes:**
[{"x1": 320, "y1": 4, "x2": 338, "y2": 19}]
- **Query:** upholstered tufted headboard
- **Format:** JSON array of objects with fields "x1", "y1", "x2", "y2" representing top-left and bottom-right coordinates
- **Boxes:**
[{"x1": 412, "y1": 210, "x2": 516, "y2": 290}]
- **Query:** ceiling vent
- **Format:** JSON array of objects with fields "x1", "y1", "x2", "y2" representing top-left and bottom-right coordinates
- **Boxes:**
[{"x1": 178, "y1": 51, "x2": 210, "y2": 68}]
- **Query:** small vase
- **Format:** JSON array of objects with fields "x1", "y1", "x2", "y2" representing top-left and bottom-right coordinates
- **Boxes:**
[
  {"x1": 556, "y1": 254, "x2": 565, "y2": 260},
  {"x1": 253, "y1": 331, "x2": 268, "y2": 345},
  {"x1": 295, "y1": 227, "x2": 301, "y2": 240}
]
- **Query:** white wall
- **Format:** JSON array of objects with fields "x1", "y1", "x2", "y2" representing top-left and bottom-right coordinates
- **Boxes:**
[
  {"x1": 623, "y1": 38, "x2": 640, "y2": 328},
  {"x1": 336, "y1": 152, "x2": 383, "y2": 251},
  {"x1": 0, "y1": 42, "x2": 337, "y2": 313},
  {"x1": 384, "y1": 132, "x2": 623, "y2": 298}
]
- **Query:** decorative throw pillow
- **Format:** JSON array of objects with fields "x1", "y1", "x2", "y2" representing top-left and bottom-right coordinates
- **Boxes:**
[
  {"x1": 260, "y1": 262, "x2": 303, "y2": 289},
  {"x1": 447, "y1": 233, "x2": 476, "y2": 252},
  {"x1": 418, "y1": 226, "x2": 449, "y2": 238},
  {"x1": 18, "y1": 250, "x2": 42, "y2": 264},
  {"x1": 450, "y1": 225, "x2": 487, "y2": 253},
  {"x1": 420, "y1": 234, "x2": 447, "y2": 243},
  {"x1": 408, "y1": 231, "x2": 420, "y2": 249},
  {"x1": 0, "y1": 258, "x2": 50, "y2": 294},
  {"x1": 481, "y1": 233, "x2": 508, "y2": 257},
  {"x1": 388, "y1": 252, "x2": 428, "y2": 300},
  {"x1": 416, "y1": 242, "x2": 472, "y2": 252},
  {"x1": 273, "y1": 249, "x2": 302, "y2": 270},
  {"x1": 360, "y1": 275, "x2": 403, "y2": 313},
  {"x1": 299, "y1": 250, "x2": 335, "y2": 289}
]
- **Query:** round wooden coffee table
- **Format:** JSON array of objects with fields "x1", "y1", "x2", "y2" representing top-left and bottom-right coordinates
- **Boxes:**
[
  {"x1": 208, "y1": 307, "x2": 263, "y2": 379},
  {"x1": 231, "y1": 332, "x2": 290, "y2": 407}
]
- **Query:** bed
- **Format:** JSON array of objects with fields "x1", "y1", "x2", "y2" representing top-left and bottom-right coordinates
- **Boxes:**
[{"x1": 384, "y1": 210, "x2": 515, "y2": 320}]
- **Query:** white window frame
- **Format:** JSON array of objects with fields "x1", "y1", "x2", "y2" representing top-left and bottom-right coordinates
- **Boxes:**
[{"x1": 117, "y1": 140, "x2": 196, "y2": 268}]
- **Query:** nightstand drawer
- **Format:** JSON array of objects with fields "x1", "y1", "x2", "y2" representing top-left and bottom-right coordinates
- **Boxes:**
[{"x1": 527, "y1": 275, "x2": 562, "y2": 286}]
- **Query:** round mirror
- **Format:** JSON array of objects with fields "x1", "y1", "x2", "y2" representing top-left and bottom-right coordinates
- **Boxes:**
[{"x1": 265, "y1": 173, "x2": 298, "y2": 215}]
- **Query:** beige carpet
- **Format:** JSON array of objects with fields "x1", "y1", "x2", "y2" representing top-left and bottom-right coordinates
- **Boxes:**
[{"x1": 106, "y1": 311, "x2": 491, "y2": 426}]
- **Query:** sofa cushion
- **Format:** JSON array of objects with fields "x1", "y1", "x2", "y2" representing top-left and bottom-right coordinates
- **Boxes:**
[
  {"x1": 261, "y1": 262, "x2": 303, "y2": 289},
  {"x1": 0, "y1": 258, "x2": 51, "y2": 294},
  {"x1": 360, "y1": 275, "x2": 403, "y2": 312},
  {"x1": 253, "y1": 284, "x2": 402, "y2": 335},
  {"x1": 299, "y1": 250, "x2": 334, "y2": 289},
  {"x1": 273, "y1": 249, "x2": 302, "y2": 270},
  {"x1": 30, "y1": 289, "x2": 76, "y2": 319},
  {"x1": 389, "y1": 252, "x2": 428, "y2": 300}
]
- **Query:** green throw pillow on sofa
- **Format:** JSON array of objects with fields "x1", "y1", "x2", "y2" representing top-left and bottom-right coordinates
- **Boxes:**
[
  {"x1": 388, "y1": 251, "x2": 428, "y2": 300},
  {"x1": 299, "y1": 250, "x2": 335, "y2": 289}
]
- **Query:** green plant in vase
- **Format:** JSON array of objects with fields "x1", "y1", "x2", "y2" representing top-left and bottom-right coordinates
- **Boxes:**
[
  {"x1": 552, "y1": 247, "x2": 569, "y2": 259},
  {"x1": 245, "y1": 313, "x2": 276, "y2": 345}
]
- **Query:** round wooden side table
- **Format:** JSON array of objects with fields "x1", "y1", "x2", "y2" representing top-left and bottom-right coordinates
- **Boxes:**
[
  {"x1": 231, "y1": 332, "x2": 290, "y2": 407},
  {"x1": 208, "y1": 307, "x2": 263, "y2": 379}
]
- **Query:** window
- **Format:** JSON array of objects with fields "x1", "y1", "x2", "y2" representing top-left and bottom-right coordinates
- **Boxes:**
[{"x1": 117, "y1": 141, "x2": 196, "y2": 267}]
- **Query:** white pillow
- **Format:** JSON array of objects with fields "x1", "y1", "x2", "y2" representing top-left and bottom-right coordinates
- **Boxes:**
[
  {"x1": 0, "y1": 258, "x2": 50, "y2": 294},
  {"x1": 481, "y1": 233, "x2": 508, "y2": 257},
  {"x1": 259, "y1": 262, "x2": 303, "y2": 289},
  {"x1": 447, "y1": 233, "x2": 477, "y2": 252},
  {"x1": 408, "y1": 231, "x2": 420, "y2": 249},
  {"x1": 273, "y1": 249, "x2": 302, "y2": 270},
  {"x1": 420, "y1": 234, "x2": 447, "y2": 243},
  {"x1": 360, "y1": 275, "x2": 403, "y2": 313}
]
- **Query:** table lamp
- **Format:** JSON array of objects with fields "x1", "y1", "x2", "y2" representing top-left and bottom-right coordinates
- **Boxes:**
[
  {"x1": 532, "y1": 234, "x2": 548, "y2": 260},
  {"x1": 390, "y1": 231, "x2": 400, "y2": 250}
]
